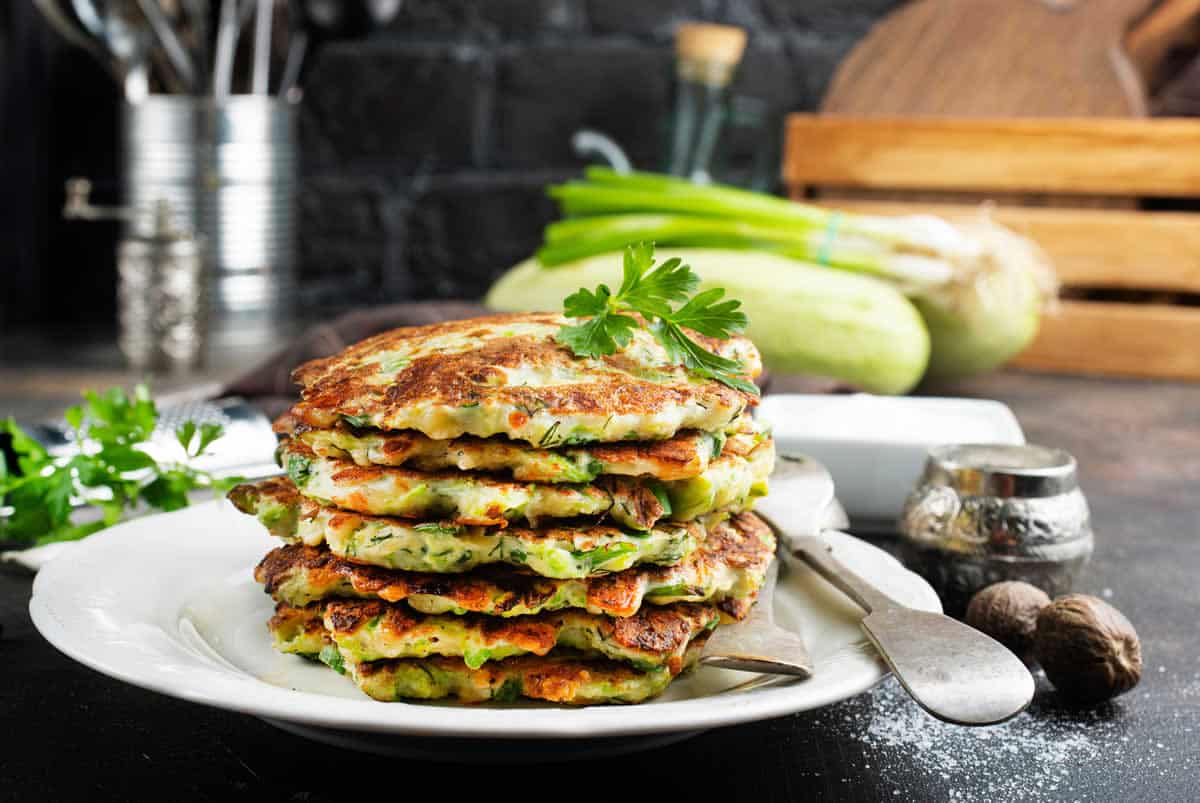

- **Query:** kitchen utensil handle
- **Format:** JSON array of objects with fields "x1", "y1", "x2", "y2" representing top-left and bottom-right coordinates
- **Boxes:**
[
  {"x1": 35, "y1": 0, "x2": 113, "y2": 68},
  {"x1": 278, "y1": 30, "x2": 308, "y2": 96},
  {"x1": 214, "y1": 0, "x2": 238, "y2": 101},
  {"x1": 251, "y1": 0, "x2": 273, "y2": 93},
  {"x1": 136, "y1": 0, "x2": 197, "y2": 89},
  {"x1": 789, "y1": 534, "x2": 903, "y2": 614}
]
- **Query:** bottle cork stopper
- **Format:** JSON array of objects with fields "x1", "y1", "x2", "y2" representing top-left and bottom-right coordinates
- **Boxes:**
[{"x1": 675, "y1": 23, "x2": 747, "y2": 67}]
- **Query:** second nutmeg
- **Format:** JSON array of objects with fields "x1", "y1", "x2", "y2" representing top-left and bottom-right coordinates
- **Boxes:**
[
  {"x1": 1034, "y1": 595, "x2": 1143, "y2": 704},
  {"x1": 965, "y1": 583, "x2": 1143, "y2": 705}
]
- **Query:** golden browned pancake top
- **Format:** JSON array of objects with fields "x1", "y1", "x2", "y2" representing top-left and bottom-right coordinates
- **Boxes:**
[{"x1": 288, "y1": 313, "x2": 761, "y2": 445}]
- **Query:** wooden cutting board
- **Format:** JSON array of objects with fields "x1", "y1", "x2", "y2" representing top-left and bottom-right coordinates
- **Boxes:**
[{"x1": 822, "y1": 0, "x2": 1156, "y2": 117}]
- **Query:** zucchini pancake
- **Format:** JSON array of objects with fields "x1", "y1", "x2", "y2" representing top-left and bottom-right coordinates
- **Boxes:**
[{"x1": 231, "y1": 312, "x2": 776, "y2": 705}]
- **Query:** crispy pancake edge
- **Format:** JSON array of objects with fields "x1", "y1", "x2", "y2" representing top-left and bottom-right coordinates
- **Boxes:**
[{"x1": 288, "y1": 313, "x2": 760, "y2": 442}]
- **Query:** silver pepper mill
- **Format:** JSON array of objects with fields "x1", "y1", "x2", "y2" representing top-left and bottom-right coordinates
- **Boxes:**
[{"x1": 64, "y1": 178, "x2": 206, "y2": 371}]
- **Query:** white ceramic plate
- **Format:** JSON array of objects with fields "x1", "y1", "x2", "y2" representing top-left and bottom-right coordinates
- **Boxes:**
[{"x1": 30, "y1": 499, "x2": 940, "y2": 757}]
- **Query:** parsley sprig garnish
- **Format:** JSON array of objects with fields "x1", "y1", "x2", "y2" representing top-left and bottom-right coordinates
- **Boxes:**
[
  {"x1": 0, "y1": 384, "x2": 242, "y2": 545},
  {"x1": 556, "y1": 243, "x2": 758, "y2": 395}
]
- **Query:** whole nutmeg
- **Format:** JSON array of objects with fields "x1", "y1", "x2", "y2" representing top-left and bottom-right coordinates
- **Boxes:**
[
  {"x1": 966, "y1": 581, "x2": 1051, "y2": 659},
  {"x1": 1034, "y1": 594, "x2": 1142, "y2": 704}
]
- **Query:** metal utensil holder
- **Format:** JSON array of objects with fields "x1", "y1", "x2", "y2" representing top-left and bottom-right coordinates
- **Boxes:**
[{"x1": 123, "y1": 95, "x2": 297, "y2": 356}]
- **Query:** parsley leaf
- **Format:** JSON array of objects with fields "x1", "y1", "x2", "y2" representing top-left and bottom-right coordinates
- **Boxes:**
[
  {"x1": 619, "y1": 252, "x2": 697, "y2": 315},
  {"x1": 555, "y1": 243, "x2": 758, "y2": 395},
  {"x1": 0, "y1": 385, "x2": 238, "y2": 545},
  {"x1": 196, "y1": 422, "x2": 225, "y2": 456},
  {"x1": 175, "y1": 420, "x2": 197, "y2": 454},
  {"x1": 556, "y1": 310, "x2": 639, "y2": 358},
  {"x1": 668, "y1": 287, "x2": 748, "y2": 340},
  {"x1": 562, "y1": 283, "x2": 611, "y2": 318},
  {"x1": 653, "y1": 319, "x2": 760, "y2": 395}
]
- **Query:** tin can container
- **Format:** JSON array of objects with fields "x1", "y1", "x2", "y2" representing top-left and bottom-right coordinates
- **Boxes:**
[
  {"x1": 899, "y1": 444, "x2": 1094, "y2": 615},
  {"x1": 123, "y1": 96, "x2": 297, "y2": 359}
]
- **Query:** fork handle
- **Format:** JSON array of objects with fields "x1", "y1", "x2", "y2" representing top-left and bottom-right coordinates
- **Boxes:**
[{"x1": 789, "y1": 535, "x2": 903, "y2": 614}]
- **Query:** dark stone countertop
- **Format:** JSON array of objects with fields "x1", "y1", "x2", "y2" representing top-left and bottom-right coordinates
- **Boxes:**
[{"x1": 2, "y1": 361, "x2": 1198, "y2": 801}]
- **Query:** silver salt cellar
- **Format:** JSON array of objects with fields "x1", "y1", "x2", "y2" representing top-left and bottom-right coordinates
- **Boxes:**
[{"x1": 899, "y1": 444, "x2": 1094, "y2": 615}]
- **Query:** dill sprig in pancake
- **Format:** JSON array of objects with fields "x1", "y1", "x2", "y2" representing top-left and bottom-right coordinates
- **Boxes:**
[
  {"x1": 286, "y1": 313, "x2": 761, "y2": 445},
  {"x1": 229, "y1": 477, "x2": 701, "y2": 577},
  {"x1": 277, "y1": 412, "x2": 770, "y2": 484},
  {"x1": 274, "y1": 435, "x2": 773, "y2": 529},
  {"x1": 267, "y1": 608, "x2": 709, "y2": 705},
  {"x1": 255, "y1": 511, "x2": 775, "y2": 619},
  {"x1": 272, "y1": 599, "x2": 717, "y2": 671},
  {"x1": 348, "y1": 646, "x2": 707, "y2": 705}
]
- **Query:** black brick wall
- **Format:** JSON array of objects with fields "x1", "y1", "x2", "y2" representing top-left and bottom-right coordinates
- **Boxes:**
[
  {"x1": 295, "y1": 0, "x2": 903, "y2": 309},
  {"x1": 4, "y1": 0, "x2": 900, "y2": 326}
]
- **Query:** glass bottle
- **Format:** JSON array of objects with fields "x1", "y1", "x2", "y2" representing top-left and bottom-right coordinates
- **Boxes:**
[{"x1": 665, "y1": 23, "x2": 747, "y2": 184}]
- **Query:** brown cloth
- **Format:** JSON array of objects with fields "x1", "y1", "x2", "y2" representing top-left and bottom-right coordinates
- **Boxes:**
[{"x1": 222, "y1": 301, "x2": 487, "y2": 420}]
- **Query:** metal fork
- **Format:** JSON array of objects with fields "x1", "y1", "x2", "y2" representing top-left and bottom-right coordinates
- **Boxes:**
[
  {"x1": 698, "y1": 556, "x2": 813, "y2": 676},
  {"x1": 698, "y1": 453, "x2": 840, "y2": 677}
]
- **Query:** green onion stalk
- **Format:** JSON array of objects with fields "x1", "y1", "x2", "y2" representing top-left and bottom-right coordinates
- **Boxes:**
[{"x1": 536, "y1": 168, "x2": 1057, "y2": 382}]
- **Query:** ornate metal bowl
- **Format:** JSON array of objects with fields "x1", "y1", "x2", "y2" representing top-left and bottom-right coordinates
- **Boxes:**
[{"x1": 900, "y1": 444, "x2": 1094, "y2": 615}]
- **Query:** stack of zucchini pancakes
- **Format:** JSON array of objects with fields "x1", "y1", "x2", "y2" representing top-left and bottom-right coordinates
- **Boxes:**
[{"x1": 229, "y1": 312, "x2": 776, "y2": 705}]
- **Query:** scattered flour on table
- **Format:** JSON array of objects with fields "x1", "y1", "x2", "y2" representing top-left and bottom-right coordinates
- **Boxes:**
[{"x1": 830, "y1": 677, "x2": 1137, "y2": 802}]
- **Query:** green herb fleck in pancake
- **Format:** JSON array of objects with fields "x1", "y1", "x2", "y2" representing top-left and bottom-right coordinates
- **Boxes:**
[{"x1": 287, "y1": 313, "x2": 760, "y2": 446}]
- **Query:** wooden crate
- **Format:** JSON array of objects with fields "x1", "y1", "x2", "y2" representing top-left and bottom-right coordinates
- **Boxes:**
[{"x1": 782, "y1": 114, "x2": 1200, "y2": 381}]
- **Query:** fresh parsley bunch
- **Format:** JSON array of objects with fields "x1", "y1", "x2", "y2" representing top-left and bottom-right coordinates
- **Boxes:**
[
  {"x1": 0, "y1": 384, "x2": 241, "y2": 546},
  {"x1": 556, "y1": 242, "x2": 758, "y2": 394}
]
